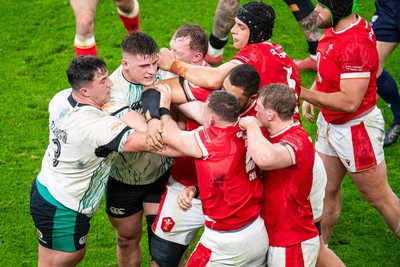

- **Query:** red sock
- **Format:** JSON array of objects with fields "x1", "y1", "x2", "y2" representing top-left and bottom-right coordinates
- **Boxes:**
[
  {"x1": 118, "y1": 12, "x2": 140, "y2": 34},
  {"x1": 74, "y1": 43, "x2": 97, "y2": 56}
]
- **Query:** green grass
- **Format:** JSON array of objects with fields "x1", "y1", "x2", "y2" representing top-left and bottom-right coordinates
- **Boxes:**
[{"x1": 0, "y1": 0, "x2": 399, "y2": 266}]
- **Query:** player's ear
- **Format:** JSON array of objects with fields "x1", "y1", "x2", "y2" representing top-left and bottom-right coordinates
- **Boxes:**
[
  {"x1": 79, "y1": 87, "x2": 90, "y2": 97},
  {"x1": 192, "y1": 53, "x2": 202, "y2": 64},
  {"x1": 209, "y1": 113, "x2": 216, "y2": 126},
  {"x1": 121, "y1": 58, "x2": 128, "y2": 69}
]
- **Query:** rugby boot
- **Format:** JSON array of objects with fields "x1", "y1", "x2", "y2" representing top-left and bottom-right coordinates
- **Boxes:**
[{"x1": 384, "y1": 123, "x2": 400, "y2": 147}]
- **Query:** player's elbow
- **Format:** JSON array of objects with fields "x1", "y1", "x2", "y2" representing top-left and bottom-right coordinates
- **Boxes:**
[{"x1": 342, "y1": 101, "x2": 361, "y2": 113}]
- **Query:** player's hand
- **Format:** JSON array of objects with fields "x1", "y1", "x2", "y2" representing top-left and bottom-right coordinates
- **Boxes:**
[
  {"x1": 177, "y1": 186, "x2": 196, "y2": 211},
  {"x1": 301, "y1": 100, "x2": 316, "y2": 122},
  {"x1": 158, "y1": 48, "x2": 174, "y2": 71},
  {"x1": 239, "y1": 116, "x2": 261, "y2": 131},
  {"x1": 153, "y1": 83, "x2": 172, "y2": 109},
  {"x1": 146, "y1": 119, "x2": 165, "y2": 150}
]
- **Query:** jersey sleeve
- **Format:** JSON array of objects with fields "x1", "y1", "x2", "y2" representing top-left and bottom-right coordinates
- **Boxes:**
[{"x1": 77, "y1": 109, "x2": 133, "y2": 153}]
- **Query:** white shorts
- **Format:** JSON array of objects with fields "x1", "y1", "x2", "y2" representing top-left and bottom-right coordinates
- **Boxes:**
[
  {"x1": 310, "y1": 153, "x2": 327, "y2": 220},
  {"x1": 267, "y1": 235, "x2": 320, "y2": 267},
  {"x1": 187, "y1": 216, "x2": 269, "y2": 267},
  {"x1": 315, "y1": 107, "x2": 385, "y2": 172},
  {"x1": 152, "y1": 176, "x2": 204, "y2": 245}
]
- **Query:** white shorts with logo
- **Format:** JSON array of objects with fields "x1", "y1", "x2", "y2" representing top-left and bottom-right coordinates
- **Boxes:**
[
  {"x1": 315, "y1": 107, "x2": 385, "y2": 173},
  {"x1": 152, "y1": 176, "x2": 204, "y2": 245},
  {"x1": 311, "y1": 153, "x2": 327, "y2": 220},
  {"x1": 187, "y1": 216, "x2": 269, "y2": 267},
  {"x1": 267, "y1": 235, "x2": 319, "y2": 267}
]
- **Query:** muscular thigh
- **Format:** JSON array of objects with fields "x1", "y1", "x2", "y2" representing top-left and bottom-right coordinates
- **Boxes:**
[{"x1": 349, "y1": 161, "x2": 389, "y2": 201}]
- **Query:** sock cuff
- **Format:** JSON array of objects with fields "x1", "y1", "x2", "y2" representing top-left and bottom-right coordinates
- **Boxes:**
[
  {"x1": 74, "y1": 35, "x2": 96, "y2": 47},
  {"x1": 207, "y1": 44, "x2": 224, "y2": 57},
  {"x1": 209, "y1": 34, "x2": 229, "y2": 50},
  {"x1": 117, "y1": 0, "x2": 139, "y2": 18}
]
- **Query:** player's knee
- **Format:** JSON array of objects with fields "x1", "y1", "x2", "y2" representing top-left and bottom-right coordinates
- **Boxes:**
[
  {"x1": 116, "y1": 229, "x2": 142, "y2": 248},
  {"x1": 151, "y1": 234, "x2": 188, "y2": 267},
  {"x1": 75, "y1": 23, "x2": 95, "y2": 38}
]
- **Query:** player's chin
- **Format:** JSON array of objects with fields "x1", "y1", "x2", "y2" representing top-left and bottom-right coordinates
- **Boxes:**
[
  {"x1": 141, "y1": 78, "x2": 155, "y2": 86},
  {"x1": 233, "y1": 41, "x2": 244, "y2": 50}
]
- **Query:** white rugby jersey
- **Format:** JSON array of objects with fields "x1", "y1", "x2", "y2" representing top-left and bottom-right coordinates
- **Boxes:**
[
  {"x1": 37, "y1": 89, "x2": 131, "y2": 215},
  {"x1": 102, "y1": 66, "x2": 171, "y2": 185}
]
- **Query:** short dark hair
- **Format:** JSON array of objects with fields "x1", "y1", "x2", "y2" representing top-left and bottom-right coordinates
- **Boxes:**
[
  {"x1": 67, "y1": 56, "x2": 107, "y2": 90},
  {"x1": 207, "y1": 90, "x2": 240, "y2": 123},
  {"x1": 228, "y1": 64, "x2": 260, "y2": 97},
  {"x1": 172, "y1": 24, "x2": 208, "y2": 56},
  {"x1": 121, "y1": 31, "x2": 158, "y2": 58},
  {"x1": 259, "y1": 83, "x2": 296, "y2": 121}
]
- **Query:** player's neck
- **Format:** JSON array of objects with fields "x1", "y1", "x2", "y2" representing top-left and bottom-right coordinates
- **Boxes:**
[
  {"x1": 268, "y1": 119, "x2": 295, "y2": 136},
  {"x1": 333, "y1": 13, "x2": 358, "y2": 32},
  {"x1": 72, "y1": 93, "x2": 102, "y2": 110}
]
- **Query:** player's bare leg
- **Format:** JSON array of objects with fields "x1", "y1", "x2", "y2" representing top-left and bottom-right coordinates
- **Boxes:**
[
  {"x1": 315, "y1": 234, "x2": 345, "y2": 267},
  {"x1": 108, "y1": 211, "x2": 144, "y2": 267},
  {"x1": 319, "y1": 153, "x2": 346, "y2": 244},
  {"x1": 38, "y1": 244, "x2": 86, "y2": 267},
  {"x1": 206, "y1": 0, "x2": 240, "y2": 65},
  {"x1": 350, "y1": 161, "x2": 400, "y2": 238},
  {"x1": 70, "y1": 0, "x2": 98, "y2": 56}
]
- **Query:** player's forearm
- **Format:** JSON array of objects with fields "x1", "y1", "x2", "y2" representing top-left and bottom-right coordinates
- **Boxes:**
[
  {"x1": 170, "y1": 63, "x2": 224, "y2": 90},
  {"x1": 178, "y1": 101, "x2": 205, "y2": 125},
  {"x1": 300, "y1": 87, "x2": 360, "y2": 113},
  {"x1": 120, "y1": 111, "x2": 147, "y2": 132},
  {"x1": 161, "y1": 115, "x2": 182, "y2": 145},
  {"x1": 246, "y1": 123, "x2": 275, "y2": 168}
]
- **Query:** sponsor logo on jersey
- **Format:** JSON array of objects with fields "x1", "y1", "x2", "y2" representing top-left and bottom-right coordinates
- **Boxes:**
[
  {"x1": 101, "y1": 101, "x2": 116, "y2": 113},
  {"x1": 79, "y1": 235, "x2": 88, "y2": 245},
  {"x1": 161, "y1": 217, "x2": 175, "y2": 232},
  {"x1": 110, "y1": 207, "x2": 125, "y2": 215},
  {"x1": 110, "y1": 122, "x2": 124, "y2": 133}
]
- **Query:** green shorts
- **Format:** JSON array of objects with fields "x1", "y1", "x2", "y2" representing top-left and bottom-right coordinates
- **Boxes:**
[{"x1": 30, "y1": 178, "x2": 92, "y2": 252}]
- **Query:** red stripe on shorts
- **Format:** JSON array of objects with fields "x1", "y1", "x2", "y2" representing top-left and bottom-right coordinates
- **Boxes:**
[
  {"x1": 186, "y1": 242, "x2": 212, "y2": 267},
  {"x1": 286, "y1": 242, "x2": 305, "y2": 266},
  {"x1": 351, "y1": 121, "x2": 377, "y2": 171}
]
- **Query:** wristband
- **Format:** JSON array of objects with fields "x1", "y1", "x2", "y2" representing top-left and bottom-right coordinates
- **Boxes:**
[
  {"x1": 159, "y1": 107, "x2": 171, "y2": 117},
  {"x1": 141, "y1": 88, "x2": 161, "y2": 122},
  {"x1": 170, "y1": 60, "x2": 189, "y2": 78}
]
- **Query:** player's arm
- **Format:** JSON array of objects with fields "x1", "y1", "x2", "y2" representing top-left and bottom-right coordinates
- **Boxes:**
[
  {"x1": 122, "y1": 130, "x2": 184, "y2": 157},
  {"x1": 119, "y1": 111, "x2": 147, "y2": 132},
  {"x1": 157, "y1": 47, "x2": 237, "y2": 89},
  {"x1": 158, "y1": 83, "x2": 203, "y2": 158},
  {"x1": 300, "y1": 77, "x2": 369, "y2": 113},
  {"x1": 301, "y1": 82, "x2": 317, "y2": 122},
  {"x1": 153, "y1": 77, "x2": 190, "y2": 104},
  {"x1": 177, "y1": 101, "x2": 205, "y2": 125},
  {"x1": 239, "y1": 116, "x2": 294, "y2": 170}
]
